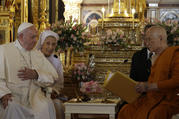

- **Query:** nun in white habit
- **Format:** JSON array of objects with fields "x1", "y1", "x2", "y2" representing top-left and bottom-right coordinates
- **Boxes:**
[
  {"x1": 36, "y1": 30, "x2": 65, "y2": 119},
  {"x1": 0, "y1": 23, "x2": 58, "y2": 119}
]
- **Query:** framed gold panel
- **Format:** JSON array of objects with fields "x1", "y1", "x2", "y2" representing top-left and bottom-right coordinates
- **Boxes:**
[{"x1": 0, "y1": 10, "x2": 11, "y2": 44}]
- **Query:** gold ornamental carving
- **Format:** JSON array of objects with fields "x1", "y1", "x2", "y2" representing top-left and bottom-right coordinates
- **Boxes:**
[
  {"x1": 0, "y1": 0, "x2": 15, "y2": 43},
  {"x1": 98, "y1": 0, "x2": 146, "y2": 45},
  {"x1": 32, "y1": 0, "x2": 39, "y2": 29},
  {"x1": 39, "y1": 0, "x2": 49, "y2": 32},
  {"x1": 21, "y1": 0, "x2": 28, "y2": 22},
  {"x1": 62, "y1": 0, "x2": 82, "y2": 22}
]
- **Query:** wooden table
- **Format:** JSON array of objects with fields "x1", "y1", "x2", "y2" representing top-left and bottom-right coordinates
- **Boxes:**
[{"x1": 64, "y1": 99, "x2": 120, "y2": 119}]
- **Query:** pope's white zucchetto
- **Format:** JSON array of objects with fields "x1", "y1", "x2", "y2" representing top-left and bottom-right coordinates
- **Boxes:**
[
  {"x1": 17, "y1": 22, "x2": 34, "y2": 34},
  {"x1": 36, "y1": 30, "x2": 59, "y2": 50}
]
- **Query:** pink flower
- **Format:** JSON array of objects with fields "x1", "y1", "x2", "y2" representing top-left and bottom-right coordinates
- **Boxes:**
[
  {"x1": 141, "y1": 31, "x2": 144, "y2": 35},
  {"x1": 73, "y1": 18, "x2": 78, "y2": 23},
  {"x1": 73, "y1": 26, "x2": 77, "y2": 30},
  {"x1": 69, "y1": 16, "x2": 73, "y2": 20},
  {"x1": 107, "y1": 29, "x2": 112, "y2": 36},
  {"x1": 82, "y1": 24, "x2": 86, "y2": 28},
  {"x1": 120, "y1": 34, "x2": 124, "y2": 39},
  {"x1": 153, "y1": 18, "x2": 161, "y2": 24},
  {"x1": 71, "y1": 34, "x2": 75, "y2": 38},
  {"x1": 80, "y1": 81, "x2": 102, "y2": 93},
  {"x1": 73, "y1": 37, "x2": 77, "y2": 41},
  {"x1": 77, "y1": 70, "x2": 81, "y2": 75},
  {"x1": 112, "y1": 35, "x2": 116, "y2": 40},
  {"x1": 174, "y1": 20, "x2": 178, "y2": 25},
  {"x1": 66, "y1": 20, "x2": 70, "y2": 24}
]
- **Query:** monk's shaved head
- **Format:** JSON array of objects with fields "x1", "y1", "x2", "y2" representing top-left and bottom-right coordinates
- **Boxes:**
[
  {"x1": 146, "y1": 26, "x2": 167, "y2": 41},
  {"x1": 145, "y1": 26, "x2": 168, "y2": 54}
]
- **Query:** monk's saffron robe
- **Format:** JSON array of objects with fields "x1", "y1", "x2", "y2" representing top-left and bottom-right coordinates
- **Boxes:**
[{"x1": 118, "y1": 46, "x2": 179, "y2": 119}]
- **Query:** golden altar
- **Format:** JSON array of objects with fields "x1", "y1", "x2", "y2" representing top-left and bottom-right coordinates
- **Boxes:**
[
  {"x1": 61, "y1": 0, "x2": 146, "y2": 97},
  {"x1": 98, "y1": 0, "x2": 146, "y2": 45}
]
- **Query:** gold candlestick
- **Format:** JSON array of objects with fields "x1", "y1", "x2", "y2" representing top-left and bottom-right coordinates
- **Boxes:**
[
  {"x1": 113, "y1": 0, "x2": 119, "y2": 15},
  {"x1": 132, "y1": 8, "x2": 135, "y2": 29},
  {"x1": 101, "y1": 7, "x2": 105, "y2": 29}
]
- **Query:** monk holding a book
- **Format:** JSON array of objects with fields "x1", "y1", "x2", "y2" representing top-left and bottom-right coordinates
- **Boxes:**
[{"x1": 118, "y1": 26, "x2": 179, "y2": 119}]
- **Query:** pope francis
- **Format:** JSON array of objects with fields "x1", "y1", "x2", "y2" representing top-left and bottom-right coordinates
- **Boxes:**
[{"x1": 0, "y1": 23, "x2": 58, "y2": 119}]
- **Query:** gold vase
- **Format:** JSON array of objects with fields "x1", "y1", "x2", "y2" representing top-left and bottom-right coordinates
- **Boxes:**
[
  {"x1": 59, "y1": 48, "x2": 74, "y2": 72},
  {"x1": 74, "y1": 82, "x2": 82, "y2": 102}
]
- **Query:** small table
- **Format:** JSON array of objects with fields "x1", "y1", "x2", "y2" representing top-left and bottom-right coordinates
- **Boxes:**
[{"x1": 64, "y1": 99, "x2": 120, "y2": 119}]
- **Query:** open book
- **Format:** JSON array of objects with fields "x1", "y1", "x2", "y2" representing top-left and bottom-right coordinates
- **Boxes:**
[{"x1": 103, "y1": 71, "x2": 140, "y2": 103}]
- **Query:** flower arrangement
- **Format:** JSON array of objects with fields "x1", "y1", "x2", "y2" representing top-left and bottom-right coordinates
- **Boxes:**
[
  {"x1": 72, "y1": 54, "x2": 95, "y2": 82},
  {"x1": 80, "y1": 81, "x2": 102, "y2": 94},
  {"x1": 143, "y1": 18, "x2": 179, "y2": 46},
  {"x1": 70, "y1": 55, "x2": 96, "y2": 100},
  {"x1": 101, "y1": 29, "x2": 128, "y2": 49},
  {"x1": 51, "y1": 16, "x2": 90, "y2": 52},
  {"x1": 73, "y1": 63, "x2": 88, "y2": 82}
]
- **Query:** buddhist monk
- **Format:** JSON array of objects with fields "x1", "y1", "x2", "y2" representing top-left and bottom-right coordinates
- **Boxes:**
[{"x1": 118, "y1": 26, "x2": 179, "y2": 119}]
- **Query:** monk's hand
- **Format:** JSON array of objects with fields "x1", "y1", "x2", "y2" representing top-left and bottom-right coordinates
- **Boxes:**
[
  {"x1": 135, "y1": 82, "x2": 148, "y2": 94},
  {"x1": 1, "y1": 94, "x2": 12, "y2": 109},
  {"x1": 18, "y1": 67, "x2": 38, "y2": 80},
  {"x1": 147, "y1": 83, "x2": 158, "y2": 91}
]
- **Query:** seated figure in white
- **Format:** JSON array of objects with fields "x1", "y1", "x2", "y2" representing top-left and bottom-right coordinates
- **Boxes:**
[
  {"x1": 0, "y1": 23, "x2": 58, "y2": 119},
  {"x1": 36, "y1": 30, "x2": 65, "y2": 119}
]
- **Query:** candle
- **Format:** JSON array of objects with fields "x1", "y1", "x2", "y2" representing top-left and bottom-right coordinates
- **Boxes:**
[
  {"x1": 111, "y1": 8, "x2": 114, "y2": 16},
  {"x1": 108, "y1": 0, "x2": 110, "y2": 15},
  {"x1": 129, "y1": 0, "x2": 131, "y2": 14},
  {"x1": 132, "y1": 8, "x2": 135, "y2": 29},
  {"x1": 101, "y1": 7, "x2": 105, "y2": 29},
  {"x1": 124, "y1": 10, "x2": 128, "y2": 17}
]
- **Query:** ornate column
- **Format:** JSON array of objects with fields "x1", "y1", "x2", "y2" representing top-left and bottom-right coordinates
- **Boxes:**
[
  {"x1": 46, "y1": 0, "x2": 50, "y2": 21},
  {"x1": 21, "y1": 0, "x2": 28, "y2": 22},
  {"x1": 39, "y1": 0, "x2": 48, "y2": 32},
  {"x1": 9, "y1": 2, "x2": 15, "y2": 42},
  {"x1": 32, "y1": 0, "x2": 38, "y2": 29},
  {"x1": 146, "y1": 0, "x2": 160, "y2": 20},
  {"x1": 62, "y1": 0, "x2": 82, "y2": 22},
  {"x1": 56, "y1": 0, "x2": 59, "y2": 22}
]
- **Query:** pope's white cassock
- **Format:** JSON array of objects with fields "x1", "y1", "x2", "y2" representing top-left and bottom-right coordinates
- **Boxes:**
[{"x1": 0, "y1": 39, "x2": 58, "y2": 119}]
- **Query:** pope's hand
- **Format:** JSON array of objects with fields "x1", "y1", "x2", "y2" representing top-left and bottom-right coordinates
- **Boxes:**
[
  {"x1": 135, "y1": 82, "x2": 148, "y2": 94},
  {"x1": 0, "y1": 94, "x2": 12, "y2": 109},
  {"x1": 51, "y1": 90, "x2": 58, "y2": 99},
  {"x1": 18, "y1": 67, "x2": 38, "y2": 80}
]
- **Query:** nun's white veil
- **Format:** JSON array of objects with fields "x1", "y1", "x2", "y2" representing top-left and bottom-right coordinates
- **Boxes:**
[{"x1": 36, "y1": 30, "x2": 59, "y2": 50}]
